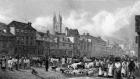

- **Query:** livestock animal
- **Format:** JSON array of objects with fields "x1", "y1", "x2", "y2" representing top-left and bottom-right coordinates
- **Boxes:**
[
  {"x1": 31, "y1": 68, "x2": 38, "y2": 75},
  {"x1": 85, "y1": 62, "x2": 94, "y2": 69},
  {"x1": 31, "y1": 57, "x2": 44, "y2": 67},
  {"x1": 50, "y1": 58, "x2": 59, "y2": 63},
  {"x1": 71, "y1": 69, "x2": 81, "y2": 75},
  {"x1": 68, "y1": 62, "x2": 82, "y2": 69}
]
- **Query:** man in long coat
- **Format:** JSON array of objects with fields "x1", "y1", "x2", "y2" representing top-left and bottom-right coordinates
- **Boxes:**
[
  {"x1": 45, "y1": 56, "x2": 49, "y2": 71},
  {"x1": 1, "y1": 56, "x2": 6, "y2": 71}
]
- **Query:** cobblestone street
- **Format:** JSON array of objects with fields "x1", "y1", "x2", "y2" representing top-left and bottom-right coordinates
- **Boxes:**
[
  {"x1": 69, "y1": 77, "x2": 113, "y2": 79},
  {"x1": 0, "y1": 67, "x2": 65, "y2": 79},
  {"x1": 1, "y1": 67, "x2": 140, "y2": 79},
  {"x1": 68, "y1": 77, "x2": 140, "y2": 79}
]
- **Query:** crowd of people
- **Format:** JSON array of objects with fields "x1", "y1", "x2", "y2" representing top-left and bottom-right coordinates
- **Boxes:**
[
  {"x1": 48, "y1": 55, "x2": 140, "y2": 79},
  {"x1": 0, "y1": 55, "x2": 50, "y2": 72},
  {"x1": 0, "y1": 55, "x2": 139, "y2": 79},
  {"x1": 96, "y1": 57, "x2": 139, "y2": 79},
  {"x1": 0, "y1": 56, "x2": 31, "y2": 71}
]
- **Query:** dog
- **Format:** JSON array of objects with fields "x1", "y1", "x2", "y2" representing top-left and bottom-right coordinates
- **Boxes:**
[{"x1": 31, "y1": 68, "x2": 38, "y2": 75}]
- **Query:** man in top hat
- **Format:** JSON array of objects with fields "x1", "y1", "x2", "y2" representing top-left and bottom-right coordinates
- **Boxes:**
[{"x1": 1, "y1": 56, "x2": 6, "y2": 71}]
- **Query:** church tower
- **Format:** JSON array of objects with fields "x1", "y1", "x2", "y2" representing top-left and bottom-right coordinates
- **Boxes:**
[
  {"x1": 53, "y1": 13, "x2": 62, "y2": 35},
  {"x1": 59, "y1": 14, "x2": 62, "y2": 33}
]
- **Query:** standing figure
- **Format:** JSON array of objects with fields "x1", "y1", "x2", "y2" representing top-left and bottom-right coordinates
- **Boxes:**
[
  {"x1": 21, "y1": 57, "x2": 24, "y2": 69},
  {"x1": 61, "y1": 57, "x2": 65, "y2": 67},
  {"x1": 114, "y1": 58, "x2": 122, "y2": 79},
  {"x1": 13, "y1": 58, "x2": 18, "y2": 70},
  {"x1": 8, "y1": 58, "x2": 13, "y2": 71},
  {"x1": 67, "y1": 57, "x2": 69, "y2": 64},
  {"x1": 1, "y1": 56, "x2": 6, "y2": 71},
  {"x1": 15, "y1": 57, "x2": 19, "y2": 70},
  {"x1": 27, "y1": 58, "x2": 30, "y2": 69},
  {"x1": 95, "y1": 59, "x2": 99, "y2": 68},
  {"x1": 98, "y1": 60, "x2": 103, "y2": 77},
  {"x1": 128, "y1": 59, "x2": 136, "y2": 79},
  {"x1": 19, "y1": 58, "x2": 22, "y2": 69},
  {"x1": 69, "y1": 57, "x2": 72, "y2": 64},
  {"x1": 45, "y1": 56, "x2": 49, "y2": 71},
  {"x1": 103, "y1": 61, "x2": 108, "y2": 77},
  {"x1": 121, "y1": 61, "x2": 127, "y2": 77},
  {"x1": 108, "y1": 62, "x2": 113, "y2": 78}
]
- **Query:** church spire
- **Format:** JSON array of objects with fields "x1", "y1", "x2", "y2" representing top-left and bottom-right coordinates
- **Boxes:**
[
  {"x1": 53, "y1": 11, "x2": 63, "y2": 34},
  {"x1": 59, "y1": 12, "x2": 62, "y2": 33},
  {"x1": 53, "y1": 12, "x2": 57, "y2": 34}
]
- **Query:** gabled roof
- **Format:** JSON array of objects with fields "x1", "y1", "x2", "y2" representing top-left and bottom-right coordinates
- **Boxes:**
[
  {"x1": 0, "y1": 22, "x2": 7, "y2": 30},
  {"x1": 8, "y1": 21, "x2": 36, "y2": 31},
  {"x1": 80, "y1": 34, "x2": 106, "y2": 44},
  {"x1": 37, "y1": 32, "x2": 45, "y2": 37},
  {"x1": 68, "y1": 29, "x2": 79, "y2": 36},
  {"x1": 0, "y1": 22, "x2": 14, "y2": 36}
]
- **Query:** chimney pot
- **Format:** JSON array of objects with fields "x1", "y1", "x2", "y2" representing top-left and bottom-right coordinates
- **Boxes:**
[{"x1": 28, "y1": 22, "x2": 32, "y2": 26}]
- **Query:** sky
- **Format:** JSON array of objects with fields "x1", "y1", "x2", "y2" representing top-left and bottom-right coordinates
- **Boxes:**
[{"x1": 0, "y1": 0, "x2": 140, "y2": 44}]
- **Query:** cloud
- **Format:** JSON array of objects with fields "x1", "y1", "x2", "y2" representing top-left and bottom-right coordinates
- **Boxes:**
[
  {"x1": 0, "y1": 14, "x2": 11, "y2": 24},
  {"x1": 63, "y1": 1, "x2": 140, "y2": 41},
  {"x1": 0, "y1": 0, "x2": 138, "y2": 46},
  {"x1": 32, "y1": 2, "x2": 137, "y2": 41},
  {"x1": 64, "y1": 11, "x2": 89, "y2": 29},
  {"x1": 0, "y1": 8, "x2": 12, "y2": 24},
  {"x1": 32, "y1": 16, "x2": 53, "y2": 33}
]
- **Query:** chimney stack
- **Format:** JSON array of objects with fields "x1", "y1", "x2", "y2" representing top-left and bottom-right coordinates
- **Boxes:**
[
  {"x1": 28, "y1": 22, "x2": 32, "y2": 26},
  {"x1": 46, "y1": 30, "x2": 50, "y2": 36},
  {"x1": 87, "y1": 33, "x2": 89, "y2": 36}
]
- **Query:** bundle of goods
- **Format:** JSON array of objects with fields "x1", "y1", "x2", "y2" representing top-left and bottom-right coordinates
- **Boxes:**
[{"x1": 63, "y1": 68, "x2": 98, "y2": 77}]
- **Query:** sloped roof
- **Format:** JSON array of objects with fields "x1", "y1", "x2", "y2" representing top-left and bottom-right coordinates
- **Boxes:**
[
  {"x1": 37, "y1": 32, "x2": 45, "y2": 37},
  {"x1": 8, "y1": 21, "x2": 36, "y2": 31},
  {"x1": 68, "y1": 29, "x2": 79, "y2": 36},
  {"x1": 0, "y1": 22, "x2": 7, "y2": 30},
  {"x1": 0, "y1": 22, "x2": 14, "y2": 36},
  {"x1": 80, "y1": 34, "x2": 106, "y2": 44}
]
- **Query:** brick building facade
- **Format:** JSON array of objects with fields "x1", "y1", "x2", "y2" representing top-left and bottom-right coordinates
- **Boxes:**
[
  {"x1": 79, "y1": 33, "x2": 106, "y2": 57},
  {"x1": 36, "y1": 30, "x2": 73, "y2": 57},
  {"x1": 8, "y1": 21, "x2": 36, "y2": 56},
  {"x1": 0, "y1": 23, "x2": 15, "y2": 56},
  {"x1": 0, "y1": 14, "x2": 125, "y2": 58},
  {"x1": 65, "y1": 27, "x2": 80, "y2": 57}
]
